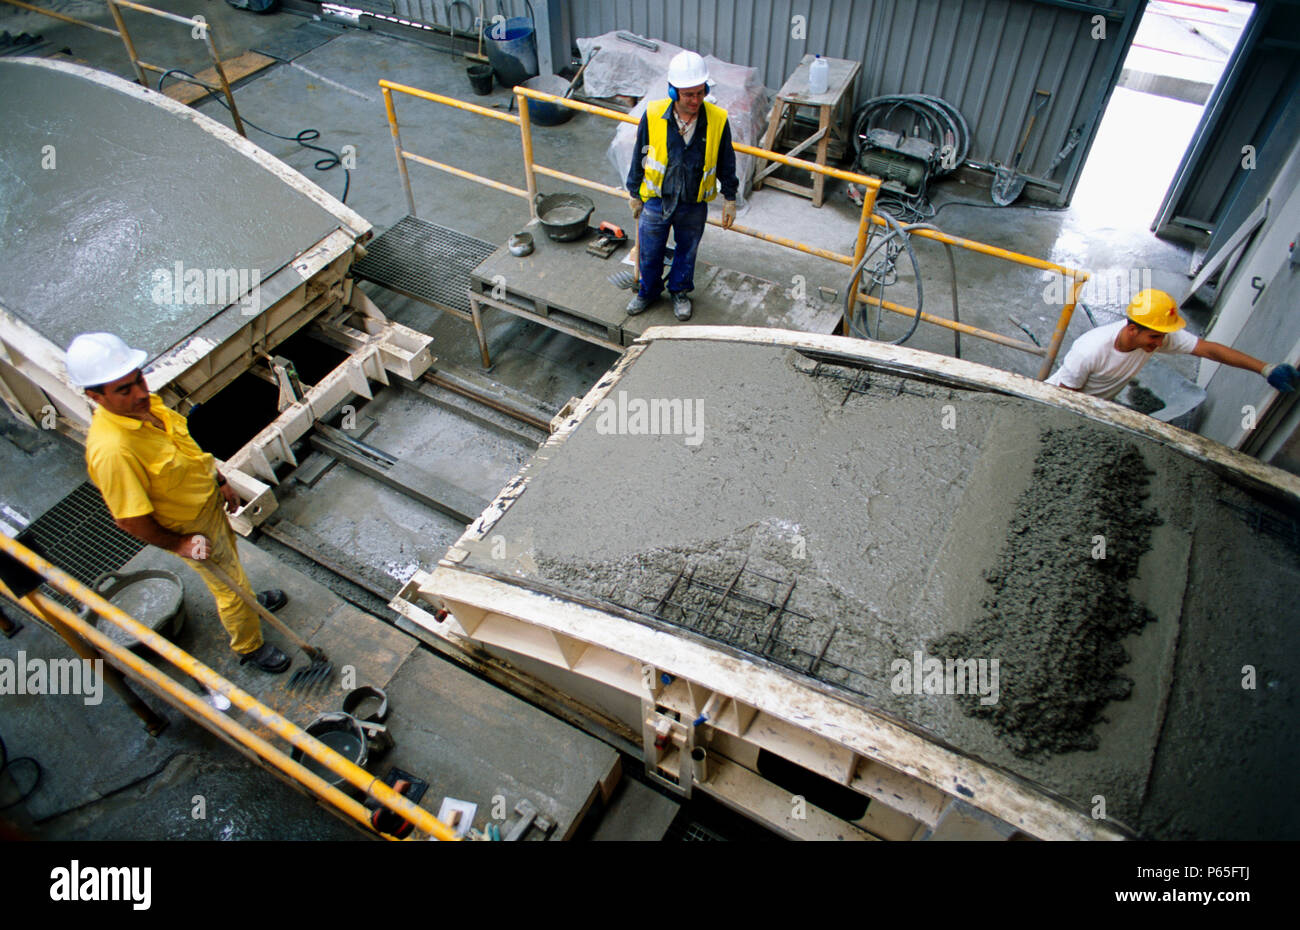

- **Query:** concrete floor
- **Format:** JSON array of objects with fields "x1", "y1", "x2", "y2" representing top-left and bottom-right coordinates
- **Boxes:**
[{"x1": 0, "y1": 2, "x2": 1228, "y2": 840}]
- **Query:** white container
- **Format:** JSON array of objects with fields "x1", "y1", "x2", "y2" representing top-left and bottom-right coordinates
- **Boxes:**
[{"x1": 809, "y1": 55, "x2": 829, "y2": 95}]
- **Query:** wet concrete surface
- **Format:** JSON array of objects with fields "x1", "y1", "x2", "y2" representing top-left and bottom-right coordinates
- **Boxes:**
[
  {"x1": 0, "y1": 3, "x2": 1263, "y2": 840},
  {"x1": 0, "y1": 58, "x2": 341, "y2": 361},
  {"x1": 456, "y1": 339, "x2": 1299, "y2": 838}
]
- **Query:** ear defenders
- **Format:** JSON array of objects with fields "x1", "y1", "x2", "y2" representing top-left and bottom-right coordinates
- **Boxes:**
[{"x1": 668, "y1": 83, "x2": 710, "y2": 101}]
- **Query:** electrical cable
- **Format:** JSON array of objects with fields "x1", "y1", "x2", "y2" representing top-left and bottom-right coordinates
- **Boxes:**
[
  {"x1": 0, "y1": 733, "x2": 42, "y2": 811},
  {"x1": 843, "y1": 214, "x2": 962, "y2": 357},
  {"x1": 157, "y1": 68, "x2": 351, "y2": 204},
  {"x1": 931, "y1": 197, "x2": 1070, "y2": 218}
]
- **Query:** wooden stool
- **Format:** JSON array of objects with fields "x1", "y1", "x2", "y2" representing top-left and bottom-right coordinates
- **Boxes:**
[{"x1": 754, "y1": 55, "x2": 861, "y2": 207}]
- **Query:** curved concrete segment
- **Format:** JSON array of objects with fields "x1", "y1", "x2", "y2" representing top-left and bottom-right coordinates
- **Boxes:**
[{"x1": 0, "y1": 57, "x2": 366, "y2": 362}]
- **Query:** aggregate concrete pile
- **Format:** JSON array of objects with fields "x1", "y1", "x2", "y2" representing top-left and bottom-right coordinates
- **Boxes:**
[
  {"x1": 930, "y1": 428, "x2": 1163, "y2": 757},
  {"x1": 456, "y1": 339, "x2": 1300, "y2": 838}
]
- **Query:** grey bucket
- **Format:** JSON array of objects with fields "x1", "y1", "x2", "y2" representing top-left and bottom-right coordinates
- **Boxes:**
[{"x1": 484, "y1": 14, "x2": 538, "y2": 87}]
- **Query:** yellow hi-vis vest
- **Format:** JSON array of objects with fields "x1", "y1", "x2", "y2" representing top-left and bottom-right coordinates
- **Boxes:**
[{"x1": 638, "y1": 98, "x2": 728, "y2": 203}]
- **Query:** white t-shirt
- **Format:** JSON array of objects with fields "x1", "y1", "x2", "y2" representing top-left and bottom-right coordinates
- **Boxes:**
[{"x1": 1046, "y1": 320, "x2": 1199, "y2": 400}]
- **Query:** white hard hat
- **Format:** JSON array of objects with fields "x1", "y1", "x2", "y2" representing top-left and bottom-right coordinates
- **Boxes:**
[
  {"x1": 65, "y1": 332, "x2": 148, "y2": 388},
  {"x1": 667, "y1": 51, "x2": 709, "y2": 89}
]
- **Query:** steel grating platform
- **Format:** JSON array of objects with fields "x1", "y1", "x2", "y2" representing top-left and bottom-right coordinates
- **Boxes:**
[
  {"x1": 23, "y1": 482, "x2": 145, "y2": 607},
  {"x1": 352, "y1": 215, "x2": 497, "y2": 317}
]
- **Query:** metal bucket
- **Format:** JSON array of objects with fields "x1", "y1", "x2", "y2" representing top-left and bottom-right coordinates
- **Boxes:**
[
  {"x1": 536, "y1": 192, "x2": 594, "y2": 241},
  {"x1": 484, "y1": 15, "x2": 538, "y2": 87},
  {"x1": 86, "y1": 569, "x2": 186, "y2": 648}
]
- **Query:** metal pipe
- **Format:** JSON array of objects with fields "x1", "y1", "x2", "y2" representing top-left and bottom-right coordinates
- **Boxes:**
[
  {"x1": 402, "y1": 150, "x2": 529, "y2": 199},
  {"x1": 423, "y1": 371, "x2": 554, "y2": 432},
  {"x1": 380, "y1": 79, "x2": 522, "y2": 124},
  {"x1": 14, "y1": 585, "x2": 392, "y2": 839},
  {"x1": 13, "y1": 588, "x2": 166, "y2": 734},
  {"x1": 0, "y1": 0, "x2": 121, "y2": 36},
  {"x1": 518, "y1": 96, "x2": 539, "y2": 220},
  {"x1": 844, "y1": 182, "x2": 881, "y2": 335},
  {"x1": 105, "y1": 1, "x2": 148, "y2": 87},
  {"x1": 382, "y1": 88, "x2": 418, "y2": 217},
  {"x1": 854, "y1": 292, "x2": 1046, "y2": 355},
  {"x1": 706, "y1": 220, "x2": 854, "y2": 265},
  {"x1": 532, "y1": 164, "x2": 626, "y2": 200},
  {"x1": 0, "y1": 534, "x2": 460, "y2": 841},
  {"x1": 1036, "y1": 274, "x2": 1087, "y2": 378},
  {"x1": 200, "y1": 26, "x2": 246, "y2": 137},
  {"x1": 109, "y1": 0, "x2": 209, "y2": 28},
  {"x1": 513, "y1": 86, "x2": 885, "y2": 189},
  {"x1": 868, "y1": 215, "x2": 1089, "y2": 279}
]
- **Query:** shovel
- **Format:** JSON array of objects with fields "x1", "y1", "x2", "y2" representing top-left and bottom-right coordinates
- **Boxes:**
[
  {"x1": 991, "y1": 89, "x2": 1050, "y2": 206},
  {"x1": 205, "y1": 561, "x2": 334, "y2": 691}
]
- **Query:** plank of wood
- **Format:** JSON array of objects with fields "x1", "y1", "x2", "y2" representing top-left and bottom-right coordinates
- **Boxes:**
[{"x1": 161, "y1": 51, "x2": 276, "y2": 104}]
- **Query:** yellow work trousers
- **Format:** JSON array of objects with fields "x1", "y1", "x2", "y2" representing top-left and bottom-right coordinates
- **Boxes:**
[{"x1": 168, "y1": 492, "x2": 263, "y2": 654}]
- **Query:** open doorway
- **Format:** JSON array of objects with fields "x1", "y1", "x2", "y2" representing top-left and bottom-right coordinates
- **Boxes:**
[{"x1": 1072, "y1": 0, "x2": 1254, "y2": 233}]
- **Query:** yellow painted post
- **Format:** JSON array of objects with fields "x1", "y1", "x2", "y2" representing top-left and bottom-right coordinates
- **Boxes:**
[
  {"x1": 9, "y1": 584, "x2": 396, "y2": 839},
  {"x1": 382, "y1": 87, "x2": 418, "y2": 217},
  {"x1": 0, "y1": 535, "x2": 460, "y2": 841},
  {"x1": 200, "y1": 24, "x2": 246, "y2": 138},
  {"x1": 15, "y1": 590, "x2": 167, "y2": 734},
  {"x1": 518, "y1": 93, "x2": 539, "y2": 220},
  {"x1": 1037, "y1": 273, "x2": 1089, "y2": 379},
  {"x1": 844, "y1": 183, "x2": 880, "y2": 335},
  {"x1": 104, "y1": 0, "x2": 148, "y2": 87}
]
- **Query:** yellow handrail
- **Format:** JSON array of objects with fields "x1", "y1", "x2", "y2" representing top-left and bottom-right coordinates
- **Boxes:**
[
  {"x1": 0, "y1": 533, "x2": 459, "y2": 841},
  {"x1": 377, "y1": 77, "x2": 1090, "y2": 370}
]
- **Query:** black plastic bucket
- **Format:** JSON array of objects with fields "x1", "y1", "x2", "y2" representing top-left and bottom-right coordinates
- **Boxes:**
[
  {"x1": 291, "y1": 712, "x2": 368, "y2": 793},
  {"x1": 467, "y1": 63, "x2": 493, "y2": 96}
]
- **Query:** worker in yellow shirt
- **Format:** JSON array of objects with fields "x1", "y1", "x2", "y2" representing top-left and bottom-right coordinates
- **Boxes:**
[{"x1": 66, "y1": 332, "x2": 291, "y2": 673}]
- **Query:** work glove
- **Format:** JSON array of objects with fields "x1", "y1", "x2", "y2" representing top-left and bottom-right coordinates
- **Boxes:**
[
  {"x1": 722, "y1": 199, "x2": 737, "y2": 229},
  {"x1": 1262, "y1": 362, "x2": 1299, "y2": 392},
  {"x1": 629, "y1": 195, "x2": 643, "y2": 219}
]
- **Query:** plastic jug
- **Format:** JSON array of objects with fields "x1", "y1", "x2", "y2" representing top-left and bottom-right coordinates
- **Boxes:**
[{"x1": 809, "y1": 55, "x2": 830, "y2": 95}]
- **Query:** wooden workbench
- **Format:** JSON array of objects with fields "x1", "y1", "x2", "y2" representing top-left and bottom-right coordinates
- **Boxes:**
[{"x1": 754, "y1": 55, "x2": 862, "y2": 207}]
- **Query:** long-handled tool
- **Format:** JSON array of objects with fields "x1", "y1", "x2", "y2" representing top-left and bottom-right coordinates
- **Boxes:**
[
  {"x1": 205, "y1": 561, "x2": 334, "y2": 691},
  {"x1": 991, "y1": 89, "x2": 1050, "y2": 206},
  {"x1": 564, "y1": 45, "x2": 599, "y2": 99}
]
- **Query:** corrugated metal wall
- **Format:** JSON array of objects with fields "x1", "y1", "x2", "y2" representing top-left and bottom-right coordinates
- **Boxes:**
[
  {"x1": 379, "y1": 0, "x2": 1142, "y2": 203},
  {"x1": 567, "y1": 0, "x2": 1142, "y2": 202}
]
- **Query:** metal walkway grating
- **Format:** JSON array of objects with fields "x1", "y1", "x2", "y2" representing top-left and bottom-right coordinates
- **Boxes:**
[
  {"x1": 619, "y1": 558, "x2": 876, "y2": 701},
  {"x1": 24, "y1": 482, "x2": 145, "y2": 606},
  {"x1": 352, "y1": 215, "x2": 497, "y2": 316}
]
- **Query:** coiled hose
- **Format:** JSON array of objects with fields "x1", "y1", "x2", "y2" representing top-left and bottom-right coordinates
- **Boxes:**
[
  {"x1": 0, "y1": 733, "x2": 41, "y2": 811},
  {"x1": 851, "y1": 94, "x2": 971, "y2": 222},
  {"x1": 843, "y1": 213, "x2": 962, "y2": 358}
]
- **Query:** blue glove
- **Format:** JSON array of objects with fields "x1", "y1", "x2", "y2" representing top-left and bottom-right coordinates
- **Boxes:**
[{"x1": 1263, "y1": 363, "x2": 1298, "y2": 392}]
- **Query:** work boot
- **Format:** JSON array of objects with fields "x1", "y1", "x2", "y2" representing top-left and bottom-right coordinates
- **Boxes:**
[
  {"x1": 256, "y1": 589, "x2": 288, "y2": 612},
  {"x1": 238, "y1": 642, "x2": 291, "y2": 673},
  {"x1": 671, "y1": 293, "x2": 692, "y2": 321},
  {"x1": 626, "y1": 293, "x2": 653, "y2": 315}
]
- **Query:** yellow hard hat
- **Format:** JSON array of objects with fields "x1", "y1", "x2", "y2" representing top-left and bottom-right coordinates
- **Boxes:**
[{"x1": 1126, "y1": 289, "x2": 1185, "y2": 333}]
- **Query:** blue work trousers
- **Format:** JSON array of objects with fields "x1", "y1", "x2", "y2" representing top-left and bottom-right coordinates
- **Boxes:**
[{"x1": 636, "y1": 199, "x2": 708, "y2": 300}]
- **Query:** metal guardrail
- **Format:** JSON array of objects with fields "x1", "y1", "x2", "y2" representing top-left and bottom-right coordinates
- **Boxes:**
[
  {"x1": 0, "y1": 533, "x2": 458, "y2": 841},
  {"x1": 377, "y1": 79, "x2": 1089, "y2": 374}
]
